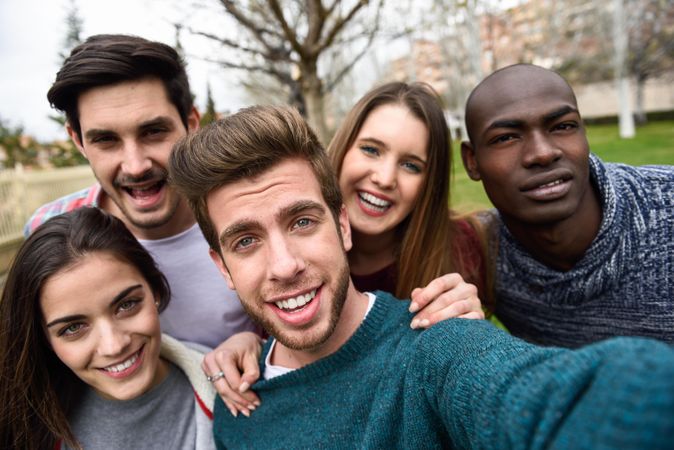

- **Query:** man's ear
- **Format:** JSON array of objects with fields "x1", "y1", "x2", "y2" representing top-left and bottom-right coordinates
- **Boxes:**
[
  {"x1": 187, "y1": 106, "x2": 200, "y2": 132},
  {"x1": 460, "y1": 141, "x2": 481, "y2": 181},
  {"x1": 66, "y1": 123, "x2": 87, "y2": 160},
  {"x1": 338, "y1": 204, "x2": 352, "y2": 252},
  {"x1": 209, "y1": 247, "x2": 235, "y2": 290}
]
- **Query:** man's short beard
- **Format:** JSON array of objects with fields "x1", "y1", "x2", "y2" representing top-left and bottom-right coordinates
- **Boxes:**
[
  {"x1": 240, "y1": 255, "x2": 351, "y2": 352},
  {"x1": 118, "y1": 196, "x2": 180, "y2": 230}
]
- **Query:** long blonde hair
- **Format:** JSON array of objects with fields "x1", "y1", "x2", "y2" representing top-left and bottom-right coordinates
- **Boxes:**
[{"x1": 328, "y1": 82, "x2": 483, "y2": 299}]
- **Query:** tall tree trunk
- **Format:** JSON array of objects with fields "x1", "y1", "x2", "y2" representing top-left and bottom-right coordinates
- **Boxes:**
[
  {"x1": 634, "y1": 72, "x2": 648, "y2": 125},
  {"x1": 302, "y1": 71, "x2": 329, "y2": 145},
  {"x1": 612, "y1": 0, "x2": 635, "y2": 138}
]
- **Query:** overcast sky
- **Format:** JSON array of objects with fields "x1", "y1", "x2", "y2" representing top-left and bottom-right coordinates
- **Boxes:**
[{"x1": 0, "y1": 0, "x2": 247, "y2": 141}]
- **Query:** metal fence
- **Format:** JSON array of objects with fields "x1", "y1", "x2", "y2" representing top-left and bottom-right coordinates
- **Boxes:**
[{"x1": 0, "y1": 165, "x2": 95, "y2": 275}]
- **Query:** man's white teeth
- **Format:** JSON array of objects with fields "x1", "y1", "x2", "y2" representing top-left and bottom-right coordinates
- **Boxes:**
[
  {"x1": 539, "y1": 179, "x2": 564, "y2": 188},
  {"x1": 358, "y1": 192, "x2": 391, "y2": 210},
  {"x1": 126, "y1": 182, "x2": 163, "y2": 198},
  {"x1": 276, "y1": 289, "x2": 317, "y2": 311},
  {"x1": 104, "y1": 352, "x2": 139, "y2": 373}
]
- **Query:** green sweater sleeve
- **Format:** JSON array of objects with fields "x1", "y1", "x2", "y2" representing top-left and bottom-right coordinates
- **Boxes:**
[{"x1": 415, "y1": 319, "x2": 674, "y2": 450}]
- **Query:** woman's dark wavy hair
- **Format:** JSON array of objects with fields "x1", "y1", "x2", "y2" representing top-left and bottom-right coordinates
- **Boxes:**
[{"x1": 0, "y1": 207, "x2": 170, "y2": 450}]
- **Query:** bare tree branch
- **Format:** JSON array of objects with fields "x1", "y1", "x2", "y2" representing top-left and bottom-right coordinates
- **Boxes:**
[
  {"x1": 219, "y1": 0, "x2": 281, "y2": 53},
  {"x1": 202, "y1": 56, "x2": 294, "y2": 83},
  {"x1": 188, "y1": 28, "x2": 268, "y2": 57},
  {"x1": 317, "y1": 0, "x2": 369, "y2": 55},
  {"x1": 325, "y1": 0, "x2": 384, "y2": 92},
  {"x1": 268, "y1": 0, "x2": 306, "y2": 58}
]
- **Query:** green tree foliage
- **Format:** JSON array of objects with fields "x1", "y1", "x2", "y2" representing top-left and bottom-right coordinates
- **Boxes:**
[
  {"x1": 48, "y1": 0, "x2": 88, "y2": 167},
  {"x1": 200, "y1": 83, "x2": 218, "y2": 126},
  {"x1": 0, "y1": 118, "x2": 39, "y2": 169},
  {"x1": 59, "y1": 0, "x2": 84, "y2": 63},
  {"x1": 48, "y1": 138, "x2": 89, "y2": 168}
]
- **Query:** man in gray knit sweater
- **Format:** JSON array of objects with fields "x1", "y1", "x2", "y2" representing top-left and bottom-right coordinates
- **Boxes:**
[{"x1": 461, "y1": 64, "x2": 673, "y2": 347}]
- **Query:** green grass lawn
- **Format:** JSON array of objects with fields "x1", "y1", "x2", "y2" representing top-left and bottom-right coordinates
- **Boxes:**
[{"x1": 450, "y1": 120, "x2": 674, "y2": 211}]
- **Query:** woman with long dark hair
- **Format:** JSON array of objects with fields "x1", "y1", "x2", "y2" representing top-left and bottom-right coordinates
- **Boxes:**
[{"x1": 0, "y1": 207, "x2": 215, "y2": 450}]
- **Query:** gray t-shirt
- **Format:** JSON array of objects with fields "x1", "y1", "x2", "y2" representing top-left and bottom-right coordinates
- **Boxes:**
[
  {"x1": 140, "y1": 223, "x2": 259, "y2": 348},
  {"x1": 66, "y1": 363, "x2": 196, "y2": 450}
]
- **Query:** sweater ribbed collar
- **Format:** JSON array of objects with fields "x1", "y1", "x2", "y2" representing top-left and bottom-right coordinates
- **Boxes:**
[
  {"x1": 497, "y1": 154, "x2": 628, "y2": 304},
  {"x1": 253, "y1": 292, "x2": 396, "y2": 390}
]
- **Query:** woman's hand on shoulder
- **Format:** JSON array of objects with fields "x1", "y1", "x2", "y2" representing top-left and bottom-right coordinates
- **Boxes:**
[
  {"x1": 202, "y1": 331, "x2": 264, "y2": 417},
  {"x1": 408, "y1": 273, "x2": 484, "y2": 329}
]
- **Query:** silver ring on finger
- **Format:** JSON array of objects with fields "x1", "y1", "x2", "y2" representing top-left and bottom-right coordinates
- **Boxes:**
[{"x1": 207, "y1": 371, "x2": 225, "y2": 383}]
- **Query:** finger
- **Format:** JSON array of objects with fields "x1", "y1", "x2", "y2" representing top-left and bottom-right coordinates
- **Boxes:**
[
  {"x1": 213, "y1": 376, "x2": 252, "y2": 413},
  {"x1": 409, "y1": 287, "x2": 422, "y2": 312},
  {"x1": 216, "y1": 351, "x2": 260, "y2": 408},
  {"x1": 458, "y1": 311, "x2": 486, "y2": 320},
  {"x1": 203, "y1": 353, "x2": 251, "y2": 413},
  {"x1": 411, "y1": 283, "x2": 472, "y2": 327},
  {"x1": 223, "y1": 399, "x2": 239, "y2": 418},
  {"x1": 409, "y1": 273, "x2": 462, "y2": 313},
  {"x1": 424, "y1": 299, "x2": 482, "y2": 326},
  {"x1": 239, "y1": 351, "x2": 262, "y2": 399},
  {"x1": 414, "y1": 287, "x2": 480, "y2": 328}
]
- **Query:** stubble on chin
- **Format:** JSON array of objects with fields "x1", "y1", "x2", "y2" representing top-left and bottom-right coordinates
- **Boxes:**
[{"x1": 240, "y1": 259, "x2": 351, "y2": 351}]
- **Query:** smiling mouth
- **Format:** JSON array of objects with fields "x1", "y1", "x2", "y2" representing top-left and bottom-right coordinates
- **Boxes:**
[
  {"x1": 358, "y1": 192, "x2": 391, "y2": 213},
  {"x1": 122, "y1": 180, "x2": 166, "y2": 200},
  {"x1": 536, "y1": 179, "x2": 565, "y2": 189},
  {"x1": 101, "y1": 347, "x2": 142, "y2": 373},
  {"x1": 275, "y1": 289, "x2": 317, "y2": 313}
]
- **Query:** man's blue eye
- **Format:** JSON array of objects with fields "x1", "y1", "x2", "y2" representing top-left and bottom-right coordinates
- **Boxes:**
[
  {"x1": 295, "y1": 218, "x2": 313, "y2": 228},
  {"x1": 236, "y1": 237, "x2": 255, "y2": 249}
]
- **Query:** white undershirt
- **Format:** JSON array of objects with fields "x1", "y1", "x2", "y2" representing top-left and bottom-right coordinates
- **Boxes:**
[{"x1": 264, "y1": 292, "x2": 376, "y2": 380}]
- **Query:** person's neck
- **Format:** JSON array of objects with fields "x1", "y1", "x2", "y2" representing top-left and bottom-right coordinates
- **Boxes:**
[
  {"x1": 348, "y1": 228, "x2": 397, "y2": 276},
  {"x1": 503, "y1": 185, "x2": 602, "y2": 271},
  {"x1": 271, "y1": 283, "x2": 370, "y2": 369},
  {"x1": 101, "y1": 194, "x2": 196, "y2": 240}
]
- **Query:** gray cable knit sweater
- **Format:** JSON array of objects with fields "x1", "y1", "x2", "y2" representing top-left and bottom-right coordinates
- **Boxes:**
[{"x1": 492, "y1": 154, "x2": 674, "y2": 347}]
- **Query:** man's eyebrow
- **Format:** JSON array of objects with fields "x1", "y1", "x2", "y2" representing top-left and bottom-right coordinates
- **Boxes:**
[
  {"x1": 84, "y1": 128, "x2": 116, "y2": 141},
  {"x1": 277, "y1": 200, "x2": 326, "y2": 221},
  {"x1": 218, "y1": 200, "x2": 327, "y2": 246},
  {"x1": 83, "y1": 116, "x2": 174, "y2": 141},
  {"x1": 45, "y1": 284, "x2": 143, "y2": 328},
  {"x1": 138, "y1": 116, "x2": 175, "y2": 129},
  {"x1": 483, "y1": 105, "x2": 579, "y2": 134},
  {"x1": 543, "y1": 105, "x2": 579, "y2": 124},
  {"x1": 220, "y1": 221, "x2": 260, "y2": 246},
  {"x1": 485, "y1": 119, "x2": 524, "y2": 133}
]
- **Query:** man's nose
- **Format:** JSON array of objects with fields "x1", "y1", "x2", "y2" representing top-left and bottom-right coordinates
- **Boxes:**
[
  {"x1": 267, "y1": 234, "x2": 306, "y2": 282},
  {"x1": 522, "y1": 131, "x2": 562, "y2": 168},
  {"x1": 120, "y1": 142, "x2": 153, "y2": 177}
]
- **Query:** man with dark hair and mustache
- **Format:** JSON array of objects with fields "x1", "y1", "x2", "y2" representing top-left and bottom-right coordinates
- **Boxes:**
[
  {"x1": 24, "y1": 34, "x2": 260, "y2": 348},
  {"x1": 461, "y1": 63, "x2": 674, "y2": 347}
]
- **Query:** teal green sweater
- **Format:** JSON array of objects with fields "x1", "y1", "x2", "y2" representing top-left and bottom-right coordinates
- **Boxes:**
[{"x1": 214, "y1": 292, "x2": 674, "y2": 449}]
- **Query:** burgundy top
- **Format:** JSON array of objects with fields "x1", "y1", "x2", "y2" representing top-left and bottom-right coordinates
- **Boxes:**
[{"x1": 350, "y1": 219, "x2": 486, "y2": 299}]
